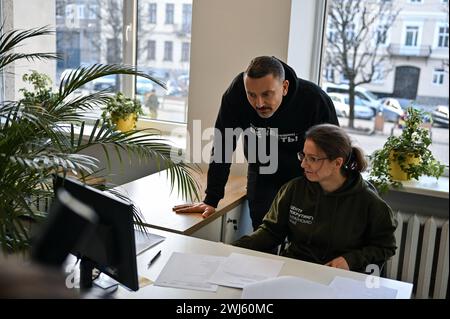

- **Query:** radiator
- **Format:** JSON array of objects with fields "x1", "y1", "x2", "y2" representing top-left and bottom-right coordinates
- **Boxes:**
[{"x1": 386, "y1": 212, "x2": 449, "y2": 299}]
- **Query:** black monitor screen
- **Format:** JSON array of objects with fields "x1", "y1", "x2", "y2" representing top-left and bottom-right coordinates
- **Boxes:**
[{"x1": 53, "y1": 175, "x2": 139, "y2": 291}]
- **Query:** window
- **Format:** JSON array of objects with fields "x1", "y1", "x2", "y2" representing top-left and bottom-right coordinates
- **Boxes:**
[
  {"x1": 340, "y1": 72, "x2": 349, "y2": 84},
  {"x1": 376, "y1": 24, "x2": 389, "y2": 45},
  {"x1": 346, "y1": 22, "x2": 356, "y2": 41},
  {"x1": 165, "y1": 3, "x2": 174, "y2": 24},
  {"x1": 182, "y1": 4, "x2": 192, "y2": 33},
  {"x1": 405, "y1": 26, "x2": 419, "y2": 46},
  {"x1": 321, "y1": 0, "x2": 449, "y2": 168},
  {"x1": 148, "y1": 3, "x2": 157, "y2": 24},
  {"x1": 87, "y1": 5, "x2": 98, "y2": 20},
  {"x1": 373, "y1": 66, "x2": 384, "y2": 84},
  {"x1": 437, "y1": 26, "x2": 449, "y2": 48},
  {"x1": 433, "y1": 69, "x2": 445, "y2": 85},
  {"x1": 137, "y1": 0, "x2": 193, "y2": 124},
  {"x1": 181, "y1": 42, "x2": 190, "y2": 62},
  {"x1": 147, "y1": 40, "x2": 156, "y2": 60},
  {"x1": 327, "y1": 21, "x2": 337, "y2": 43},
  {"x1": 164, "y1": 41, "x2": 173, "y2": 61},
  {"x1": 324, "y1": 64, "x2": 335, "y2": 82}
]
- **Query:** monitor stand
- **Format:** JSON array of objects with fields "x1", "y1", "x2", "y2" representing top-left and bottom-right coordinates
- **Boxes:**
[{"x1": 79, "y1": 257, "x2": 118, "y2": 292}]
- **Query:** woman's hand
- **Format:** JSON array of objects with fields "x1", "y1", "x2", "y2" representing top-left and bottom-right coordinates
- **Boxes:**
[{"x1": 324, "y1": 256, "x2": 349, "y2": 270}]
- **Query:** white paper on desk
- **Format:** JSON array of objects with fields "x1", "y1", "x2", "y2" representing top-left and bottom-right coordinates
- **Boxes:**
[
  {"x1": 154, "y1": 252, "x2": 226, "y2": 292},
  {"x1": 208, "y1": 253, "x2": 284, "y2": 289},
  {"x1": 134, "y1": 230, "x2": 165, "y2": 256},
  {"x1": 329, "y1": 276, "x2": 398, "y2": 299},
  {"x1": 242, "y1": 276, "x2": 338, "y2": 299}
]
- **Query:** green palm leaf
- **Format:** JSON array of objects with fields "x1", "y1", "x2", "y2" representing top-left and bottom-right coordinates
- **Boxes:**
[{"x1": 0, "y1": 25, "x2": 59, "y2": 70}]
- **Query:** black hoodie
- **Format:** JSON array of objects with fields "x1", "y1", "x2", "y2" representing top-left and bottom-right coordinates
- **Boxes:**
[
  {"x1": 204, "y1": 59, "x2": 339, "y2": 207},
  {"x1": 233, "y1": 173, "x2": 398, "y2": 272}
]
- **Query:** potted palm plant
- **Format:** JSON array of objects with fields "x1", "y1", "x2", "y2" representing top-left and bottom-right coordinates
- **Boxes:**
[
  {"x1": 368, "y1": 107, "x2": 445, "y2": 194},
  {"x1": 0, "y1": 25, "x2": 200, "y2": 253}
]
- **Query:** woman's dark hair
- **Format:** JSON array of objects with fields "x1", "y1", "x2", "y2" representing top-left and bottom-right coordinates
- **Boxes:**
[
  {"x1": 305, "y1": 124, "x2": 367, "y2": 174},
  {"x1": 245, "y1": 56, "x2": 285, "y2": 81}
]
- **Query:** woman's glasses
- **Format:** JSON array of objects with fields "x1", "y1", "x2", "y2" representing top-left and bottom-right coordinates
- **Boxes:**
[{"x1": 297, "y1": 152, "x2": 328, "y2": 164}]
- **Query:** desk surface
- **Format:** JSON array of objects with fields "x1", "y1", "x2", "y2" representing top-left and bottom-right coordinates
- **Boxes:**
[
  {"x1": 116, "y1": 228, "x2": 413, "y2": 299},
  {"x1": 115, "y1": 170, "x2": 247, "y2": 234}
]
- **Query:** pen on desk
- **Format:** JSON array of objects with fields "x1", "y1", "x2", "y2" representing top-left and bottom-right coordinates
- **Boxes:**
[{"x1": 147, "y1": 250, "x2": 161, "y2": 268}]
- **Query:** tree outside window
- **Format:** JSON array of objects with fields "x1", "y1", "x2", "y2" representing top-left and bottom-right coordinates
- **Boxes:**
[{"x1": 325, "y1": 0, "x2": 399, "y2": 128}]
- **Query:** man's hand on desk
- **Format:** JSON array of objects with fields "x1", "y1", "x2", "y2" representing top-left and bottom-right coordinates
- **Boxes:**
[
  {"x1": 324, "y1": 256, "x2": 349, "y2": 270},
  {"x1": 172, "y1": 202, "x2": 216, "y2": 218}
]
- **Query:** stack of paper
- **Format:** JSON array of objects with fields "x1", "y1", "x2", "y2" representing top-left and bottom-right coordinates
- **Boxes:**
[
  {"x1": 153, "y1": 252, "x2": 284, "y2": 292},
  {"x1": 241, "y1": 275, "x2": 398, "y2": 299}
]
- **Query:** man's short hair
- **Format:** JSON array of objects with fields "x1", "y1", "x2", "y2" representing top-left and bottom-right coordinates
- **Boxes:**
[{"x1": 245, "y1": 56, "x2": 285, "y2": 81}]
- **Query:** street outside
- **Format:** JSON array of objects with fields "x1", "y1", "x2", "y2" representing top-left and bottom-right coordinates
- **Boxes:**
[{"x1": 139, "y1": 97, "x2": 450, "y2": 167}]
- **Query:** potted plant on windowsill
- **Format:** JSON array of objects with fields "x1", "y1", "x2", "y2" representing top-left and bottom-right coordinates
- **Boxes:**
[
  {"x1": 101, "y1": 92, "x2": 143, "y2": 131},
  {"x1": 368, "y1": 107, "x2": 445, "y2": 194}
]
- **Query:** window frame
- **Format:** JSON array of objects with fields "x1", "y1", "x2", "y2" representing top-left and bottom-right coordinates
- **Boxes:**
[
  {"x1": 435, "y1": 23, "x2": 449, "y2": 48},
  {"x1": 402, "y1": 22, "x2": 423, "y2": 48},
  {"x1": 432, "y1": 68, "x2": 445, "y2": 85}
]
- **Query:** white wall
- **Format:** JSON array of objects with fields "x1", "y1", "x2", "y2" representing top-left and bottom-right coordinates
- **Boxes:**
[
  {"x1": 187, "y1": 0, "x2": 292, "y2": 175},
  {"x1": 4, "y1": 0, "x2": 56, "y2": 100}
]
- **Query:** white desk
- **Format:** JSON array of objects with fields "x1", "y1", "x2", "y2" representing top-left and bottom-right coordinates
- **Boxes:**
[{"x1": 115, "y1": 228, "x2": 413, "y2": 299}]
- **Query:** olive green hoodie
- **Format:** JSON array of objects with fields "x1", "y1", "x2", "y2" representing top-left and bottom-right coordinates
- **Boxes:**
[{"x1": 234, "y1": 173, "x2": 397, "y2": 272}]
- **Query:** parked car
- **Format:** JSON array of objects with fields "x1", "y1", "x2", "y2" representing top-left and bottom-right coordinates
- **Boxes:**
[
  {"x1": 431, "y1": 105, "x2": 449, "y2": 128},
  {"x1": 322, "y1": 82, "x2": 382, "y2": 114},
  {"x1": 329, "y1": 92, "x2": 349, "y2": 117},
  {"x1": 378, "y1": 97, "x2": 406, "y2": 122},
  {"x1": 329, "y1": 93, "x2": 375, "y2": 120}
]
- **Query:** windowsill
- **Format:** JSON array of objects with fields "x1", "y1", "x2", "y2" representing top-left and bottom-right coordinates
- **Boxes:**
[
  {"x1": 394, "y1": 175, "x2": 449, "y2": 199},
  {"x1": 364, "y1": 172, "x2": 449, "y2": 199}
]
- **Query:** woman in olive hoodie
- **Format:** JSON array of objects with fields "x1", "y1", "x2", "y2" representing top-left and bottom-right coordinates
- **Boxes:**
[{"x1": 234, "y1": 124, "x2": 397, "y2": 273}]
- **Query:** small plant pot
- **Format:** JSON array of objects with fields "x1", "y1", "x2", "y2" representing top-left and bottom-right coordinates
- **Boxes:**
[
  {"x1": 115, "y1": 113, "x2": 137, "y2": 132},
  {"x1": 389, "y1": 151, "x2": 420, "y2": 181}
]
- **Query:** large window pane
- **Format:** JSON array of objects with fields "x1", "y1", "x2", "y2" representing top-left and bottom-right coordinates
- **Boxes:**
[
  {"x1": 322, "y1": 0, "x2": 449, "y2": 166},
  {"x1": 137, "y1": 0, "x2": 192, "y2": 123},
  {"x1": 56, "y1": 0, "x2": 124, "y2": 118}
]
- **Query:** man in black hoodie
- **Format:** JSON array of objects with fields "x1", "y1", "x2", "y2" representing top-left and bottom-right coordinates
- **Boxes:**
[{"x1": 173, "y1": 56, "x2": 339, "y2": 230}]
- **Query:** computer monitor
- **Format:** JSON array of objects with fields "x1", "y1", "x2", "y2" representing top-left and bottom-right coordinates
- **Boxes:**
[{"x1": 52, "y1": 175, "x2": 140, "y2": 291}]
